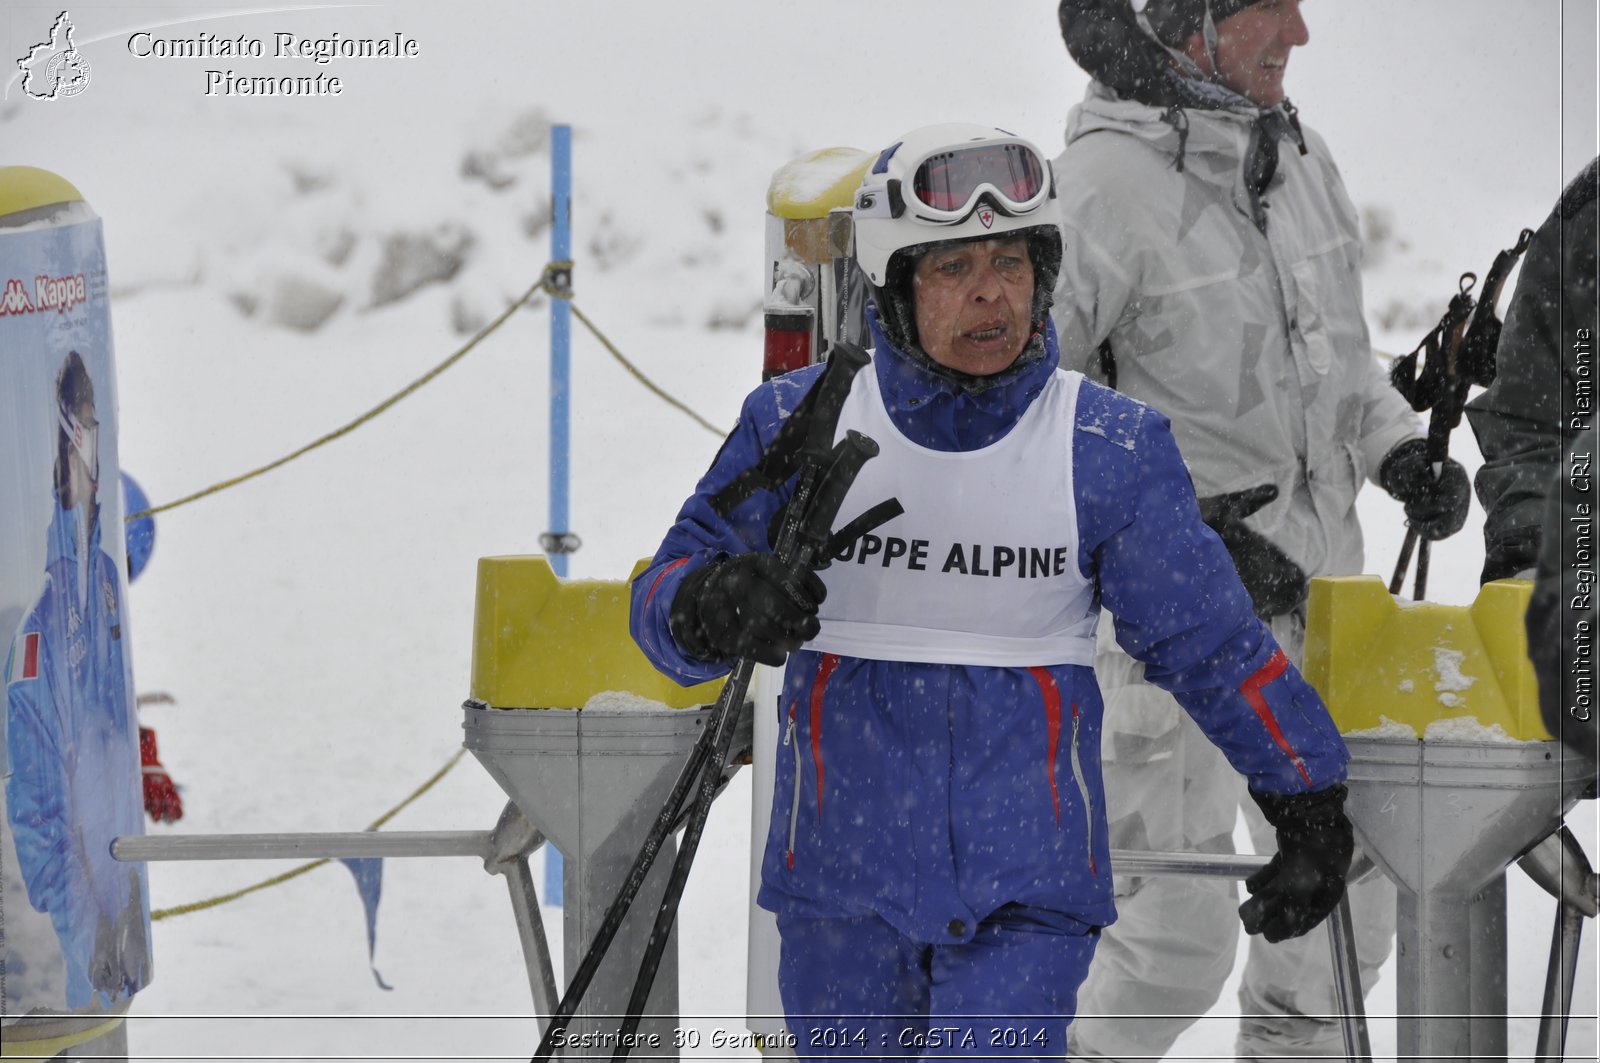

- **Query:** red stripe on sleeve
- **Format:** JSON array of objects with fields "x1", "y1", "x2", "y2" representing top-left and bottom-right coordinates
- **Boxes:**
[
  {"x1": 1239, "y1": 649, "x2": 1314, "y2": 788},
  {"x1": 643, "y1": 556, "x2": 691, "y2": 611},
  {"x1": 1027, "y1": 667, "x2": 1063, "y2": 825},
  {"x1": 810, "y1": 653, "x2": 840, "y2": 820}
]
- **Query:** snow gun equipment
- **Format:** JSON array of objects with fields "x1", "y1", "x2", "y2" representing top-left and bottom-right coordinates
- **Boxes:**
[
  {"x1": 531, "y1": 343, "x2": 901, "y2": 1063},
  {"x1": 1387, "y1": 227, "x2": 1535, "y2": 600}
]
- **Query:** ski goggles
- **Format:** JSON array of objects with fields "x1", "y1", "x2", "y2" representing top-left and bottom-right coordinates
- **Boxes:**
[
  {"x1": 58, "y1": 404, "x2": 99, "y2": 479},
  {"x1": 856, "y1": 139, "x2": 1052, "y2": 223}
]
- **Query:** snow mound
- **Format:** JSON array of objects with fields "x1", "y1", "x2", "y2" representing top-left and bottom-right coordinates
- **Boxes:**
[
  {"x1": 1431, "y1": 646, "x2": 1477, "y2": 709},
  {"x1": 582, "y1": 690, "x2": 678, "y2": 714},
  {"x1": 1343, "y1": 714, "x2": 1529, "y2": 744},
  {"x1": 1345, "y1": 715, "x2": 1420, "y2": 739}
]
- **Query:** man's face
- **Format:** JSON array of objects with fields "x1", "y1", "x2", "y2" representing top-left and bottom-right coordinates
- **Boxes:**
[
  {"x1": 910, "y1": 236, "x2": 1036, "y2": 376},
  {"x1": 1188, "y1": 0, "x2": 1310, "y2": 107}
]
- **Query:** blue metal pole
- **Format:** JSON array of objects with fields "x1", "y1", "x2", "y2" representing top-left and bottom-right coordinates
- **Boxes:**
[
  {"x1": 546, "y1": 123, "x2": 572, "y2": 907},
  {"x1": 550, "y1": 125, "x2": 572, "y2": 581}
]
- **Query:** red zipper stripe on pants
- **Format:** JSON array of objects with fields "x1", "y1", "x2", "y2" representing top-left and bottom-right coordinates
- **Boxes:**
[
  {"x1": 1239, "y1": 649, "x2": 1314, "y2": 787},
  {"x1": 1027, "y1": 667, "x2": 1063, "y2": 825},
  {"x1": 810, "y1": 653, "x2": 840, "y2": 820}
]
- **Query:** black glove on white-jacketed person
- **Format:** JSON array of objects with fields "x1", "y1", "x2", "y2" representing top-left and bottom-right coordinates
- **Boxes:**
[
  {"x1": 669, "y1": 552, "x2": 825, "y2": 668},
  {"x1": 1239, "y1": 783, "x2": 1355, "y2": 943},
  {"x1": 1196, "y1": 484, "x2": 1309, "y2": 620},
  {"x1": 1379, "y1": 438, "x2": 1471, "y2": 541}
]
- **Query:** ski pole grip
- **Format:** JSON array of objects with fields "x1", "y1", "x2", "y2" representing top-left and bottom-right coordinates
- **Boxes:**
[{"x1": 791, "y1": 430, "x2": 878, "y2": 571}]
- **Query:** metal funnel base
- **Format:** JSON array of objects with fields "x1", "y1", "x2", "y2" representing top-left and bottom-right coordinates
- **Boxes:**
[
  {"x1": 464, "y1": 702, "x2": 711, "y2": 1055},
  {"x1": 1344, "y1": 736, "x2": 1591, "y2": 1063}
]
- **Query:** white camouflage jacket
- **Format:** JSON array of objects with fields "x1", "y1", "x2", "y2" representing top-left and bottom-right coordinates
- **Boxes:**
[{"x1": 1052, "y1": 82, "x2": 1420, "y2": 580}]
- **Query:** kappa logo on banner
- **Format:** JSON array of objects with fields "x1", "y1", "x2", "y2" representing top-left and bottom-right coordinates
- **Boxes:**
[
  {"x1": 0, "y1": 274, "x2": 88, "y2": 316},
  {"x1": 977, "y1": 206, "x2": 995, "y2": 229},
  {"x1": 16, "y1": 11, "x2": 92, "y2": 101}
]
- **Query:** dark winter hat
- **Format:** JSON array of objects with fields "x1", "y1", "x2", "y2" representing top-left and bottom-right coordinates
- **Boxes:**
[
  {"x1": 1059, "y1": 0, "x2": 1275, "y2": 108},
  {"x1": 1143, "y1": 0, "x2": 1262, "y2": 47}
]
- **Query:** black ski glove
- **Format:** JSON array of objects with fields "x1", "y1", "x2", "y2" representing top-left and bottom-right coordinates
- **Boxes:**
[
  {"x1": 669, "y1": 553, "x2": 825, "y2": 668},
  {"x1": 1379, "y1": 438, "x2": 1471, "y2": 541},
  {"x1": 1239, "y1": 784, "x2": 1355, "y2": 943},
  {"x1": 1197, "y1": 485, "x2": 1308, "y2": 619}
]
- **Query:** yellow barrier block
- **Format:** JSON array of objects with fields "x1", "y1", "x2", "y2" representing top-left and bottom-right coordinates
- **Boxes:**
[
  {"x1": 0, "y1": 1009, "x2": 126, "y2": 1060},
  {"x1": 766, "y1": 147, "x2": 872, "y2": 220},
  {"x1": 768, "y1": 147, "x2": 871, "y2": 267},
  {"x1": 470, "y1": 556, "x2": 725, "y2": 710},
  {"x1": 0, "y1": 166, "x2": 84, "y2": 218},
  {"x1": 1303, "y1": 575, "x2": 1546, "y2": 740}
]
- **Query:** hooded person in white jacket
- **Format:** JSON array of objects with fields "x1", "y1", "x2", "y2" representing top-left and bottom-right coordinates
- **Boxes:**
[{"x1": 1051, "y1": 2, "x2": 1471, "y2": 1059}]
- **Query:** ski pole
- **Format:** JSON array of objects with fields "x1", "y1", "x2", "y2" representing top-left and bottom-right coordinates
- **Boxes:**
[
  {"x1": 610, "y1": 432, "x2": 882, "y2": 1060},
  {"x1": 526, "y1": 714, "x2": 720, "y2": 1060},
  {"x1": 1388, "y1": 528, "x2": 1419, "y2": 597},
  {"x1": 530, "y1": 347, "x2": 875, "y2": 1063},
  {"x1": 1386, "y1": 229, "x2": 1534, "y2": 601}
]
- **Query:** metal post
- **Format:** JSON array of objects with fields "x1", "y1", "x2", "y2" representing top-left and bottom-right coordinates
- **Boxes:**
[
  {"x1": 114, "y1": 831, "x2": 493, "y2": 862},
  {"x1": 1534, "y1": 901, "x2": 1585, "y2": 1061},
  {"x1": 114, "y1": 816, "x2": 563, "y2": 1030},
  {"x1": 1327, "y1": 891, "x2": 1375, "y2": 1062},
  {"x1": 484, "y1": 802, "x2": 560, "y2": 1031},
  {"x1": 547, "y1": 122, "x2": 573, "y2": 907},
  {"x1": 550, "y1": 122, "x2": 573, "y2": 578},
  {"x1": 465, "y1": 702, "x2": 710, "y2": 1057},
  {"x1": 1105, "y1": 849, "x2": 1371, "y2": 1063}
]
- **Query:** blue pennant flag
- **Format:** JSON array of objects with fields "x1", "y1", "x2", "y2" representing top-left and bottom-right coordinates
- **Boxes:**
[{"x1": 338, "y1": 856, "x2": 393, "y2": 990}]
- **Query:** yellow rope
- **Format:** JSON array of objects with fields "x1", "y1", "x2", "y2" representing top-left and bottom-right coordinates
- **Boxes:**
[
  {"x1": 126, "y1": 258, "x2": 728, "y2": 522},
  {"x1": 126, "y1": 266, "x2": 563, "y2": 522},
  {"x1": 566, "y1": 300, "x2": 726, "y2": 438},
  {"x1": 150, "y1": 748, "x2": 466, "y2": 920}
]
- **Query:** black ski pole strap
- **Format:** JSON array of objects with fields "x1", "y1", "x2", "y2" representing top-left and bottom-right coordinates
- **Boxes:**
[
  {"x1": 710, "y1": 343, "x2": 871, "y2": 518},
  {"x1": 1458, "y1": 227, "x2": 1536, "y2": 387},
  {"x1": 1406, "y1": 227, "x2": 1536, "y2": 463},
  {"x1": 1391, "y1": 274, "x2": 1476, "y2": 413},
  {"x1": 821, "y1": 498, "x2": 906, "y2": 565}
]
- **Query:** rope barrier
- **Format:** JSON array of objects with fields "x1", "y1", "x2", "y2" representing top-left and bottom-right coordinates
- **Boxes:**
[
  {"x1": 129, "y1": 258, "x2": 729, "y2": 919},
  {"x1": 125, "y1": 267, "x2": 555, "y2": 523},
  {"x1": 566, "y1": 300, "x2": 726, "y2": 439},
  {"x1": 150, "y1": 748, "x2": 466, "y2": 921},
  {"x1": 127, "y1": 260, "x2": 726, "y2": 522}
]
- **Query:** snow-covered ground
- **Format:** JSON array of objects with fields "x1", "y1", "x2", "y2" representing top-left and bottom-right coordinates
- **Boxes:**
[{"x1": 3, "y1": 1, "x2": 1596, "y2": 1059}]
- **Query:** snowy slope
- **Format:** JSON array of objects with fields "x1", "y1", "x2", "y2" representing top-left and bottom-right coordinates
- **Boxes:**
[{"x1": 2, "y1": 1, "x2": 1596, "y2": 1059}]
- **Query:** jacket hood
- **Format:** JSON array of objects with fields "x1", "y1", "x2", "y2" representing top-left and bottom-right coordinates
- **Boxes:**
[
  {"x1": 867, "y1": 303, "x2": 1062, "y2": 452},
  {"x1": 1067, "y1": 79, "x2": 1256, "y2": 158},
  {"x1": 1065, "y1": 81, "x2": 1304, "y2": 231}
]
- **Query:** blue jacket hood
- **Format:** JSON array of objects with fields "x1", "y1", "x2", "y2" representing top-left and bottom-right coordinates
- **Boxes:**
[{"x1": 867, "y1": 303, "x2": 1062, "y2": 453}]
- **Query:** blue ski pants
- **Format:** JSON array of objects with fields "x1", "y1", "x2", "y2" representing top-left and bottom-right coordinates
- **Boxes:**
[{"x1": 776, "y1": 906, "x2": 1099, "y2": 1062}]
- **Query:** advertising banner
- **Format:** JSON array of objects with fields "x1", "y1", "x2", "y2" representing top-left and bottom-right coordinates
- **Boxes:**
[{"x1": 0, "y1": 196, "x2": 151, "y2": 1030}]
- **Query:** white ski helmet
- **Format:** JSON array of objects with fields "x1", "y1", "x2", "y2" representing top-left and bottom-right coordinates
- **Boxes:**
[{"x1": 851, "y1": 123, "x2": 1060, "y2": 287}]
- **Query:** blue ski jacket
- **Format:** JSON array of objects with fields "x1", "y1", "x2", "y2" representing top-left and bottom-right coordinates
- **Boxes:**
[
  {"x1": 5, "y1": 496, "x2": 149, "y2": 1008},
  {"x1": 631, "y1": 311, "x2": 1349, "y2": 945}
]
